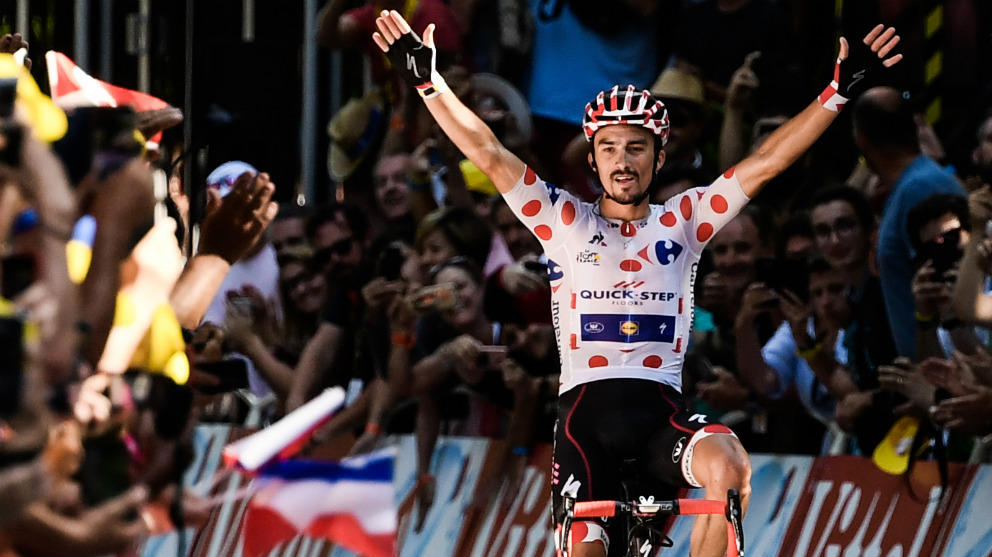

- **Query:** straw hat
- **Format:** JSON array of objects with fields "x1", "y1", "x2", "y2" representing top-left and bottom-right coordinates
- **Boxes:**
[
  {"x1": 326, "y1": 89, "x2": 387, "y2": 182},
  {"x1": 650, "y1": 68, "x2": 706, "y2": 107}
]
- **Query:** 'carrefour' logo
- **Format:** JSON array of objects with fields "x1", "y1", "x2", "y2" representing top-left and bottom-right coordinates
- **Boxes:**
[
  {"x1": 620, "y1": 321, "x2": 639, "y2": 335},
  {"x1": 545, "y1": 182, "x2": 561, "y2": 204},
  {"x1": 655, "y1": 240, "x2": 684, "y2": 265},
  {"x1": 584, "y1": 322, "x2": 605, "y2": 334},
  {"x1": 547, "y1": 259, "x2": 564, "y2": 281}
]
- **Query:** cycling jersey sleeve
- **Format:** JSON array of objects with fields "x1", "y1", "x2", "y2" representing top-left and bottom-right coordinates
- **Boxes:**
[
  {"x1": 673, "y1": 166, "x2": 750, "y2": 254},
  {"x1": 500, "y1": 166, "x2": 584, "y2": 252}
]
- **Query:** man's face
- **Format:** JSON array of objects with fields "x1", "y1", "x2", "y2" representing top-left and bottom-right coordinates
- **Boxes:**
[
  {"x1": 374, "y1": 153, "x2": 412, "y2": 221},
  {"x1": 270, "y1": 216, "x2": 306, "y2": 253},
  {"x1": 312, "y1": 215, "x2": 362, "y2": 280},
  {"x1": 811, "y1": 200, "x2": 869, "y2": 271},
  {"x1": 493, "y1": 203, "x2": 540, "y2": 261},
  {"x1": 589, "y1": 125, "x2": 663, "y2": 205},
  {"x1": 808, "y1": 270, "x2": 850, "y2": 330},
  {"x1": 710, "y1": 214, "x2": 766, "y2": 294}
]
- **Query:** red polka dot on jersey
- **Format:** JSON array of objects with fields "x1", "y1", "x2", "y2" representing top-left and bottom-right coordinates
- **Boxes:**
[
  {"x1": 524, "y1": 167, "x2": 537, "y2": 185},
  {"x1": 643, "y1": 355, "x2": 663, "y2": 368},
  {"x1": 588, "y1": 355, "x2": 608, "y2": 368},
  {"x1": 723, "y1": 166, "x2": 735, "y2": 179},
  {"x1": 680, "y1": 196, "x2": 693, "y2": 220},
  {"x1": 620, "y1": 222, "x2": 636, "y2": 237},
  {"x1": 660, "y1": 212, "x2": 677, "y2": 227},
  {"x1": 562, "y1": 201, "x2": 576, "y2": 225},
  {"x1": 620, "y1": 259, "x2": 642, "y2": 272},
  {"x1": 522, "y1": 199, "x2": 542, "y2": 217},
  {"x1": 696, "y1": 222, "x2": 714, "y2": 242},
  {"x1": 534, "y1": 225, "x2": 553, "y2": 241},
  {"x1": 710, "y1": 194, "x2": 728, "y2": 214}
]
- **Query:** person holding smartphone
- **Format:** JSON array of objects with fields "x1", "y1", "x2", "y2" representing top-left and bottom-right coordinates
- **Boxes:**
[{"x1": 373, "y1": 11, "x2": 902, "y2": 556}]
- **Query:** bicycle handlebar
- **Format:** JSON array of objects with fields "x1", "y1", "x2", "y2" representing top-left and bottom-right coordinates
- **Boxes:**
[{"x1": 572, "y1": 498, "x2": 726, "y2": 519}]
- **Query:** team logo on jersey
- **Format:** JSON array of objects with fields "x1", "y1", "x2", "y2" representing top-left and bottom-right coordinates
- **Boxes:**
[
  {"x1": 584, "y1": 322, "x2": 605, "y2": 334},
  {"x1": 547, "y1": 259, "x2": 564, "y2": 281},
  {"x1": 614, "y1": 281, "x2": 645, "y2": 289},
  {"x1": 672, "y1": 437, "x2": 686, "y2": 462},
  {"x1": 654, "y1": 239, "x2": 684, "y2": 265},
  {"x1": 545, "y1": 181, "x2": 562, "y2": 204},
  {"x1": 580, "y1": 314, "x2": 676, "y2": 343},
  {"x1": 589, "y1": 231, "x2": 606, "y2": 246},
  {"x1": 576, "y1": 250, "x2": 601, "y2": 265}
]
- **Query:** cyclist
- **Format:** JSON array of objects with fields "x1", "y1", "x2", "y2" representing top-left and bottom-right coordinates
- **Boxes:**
[{"x1": 372, "y1": 11, "x2": 902, "y2": 557}]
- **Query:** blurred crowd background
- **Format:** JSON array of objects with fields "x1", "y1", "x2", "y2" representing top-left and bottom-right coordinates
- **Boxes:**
[{"x1": 3, "y1": 0, "x2": 992, "y2": 555}]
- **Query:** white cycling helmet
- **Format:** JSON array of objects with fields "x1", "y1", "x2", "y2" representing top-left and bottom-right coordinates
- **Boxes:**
[{"x1": 582, "y1": 84, "x2": 669, "y2": 146}]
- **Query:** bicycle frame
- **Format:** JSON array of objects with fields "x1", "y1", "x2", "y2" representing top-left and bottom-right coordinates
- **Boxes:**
[{"x1": 561, "y1": 489, "x2": 745, "y2": 557}]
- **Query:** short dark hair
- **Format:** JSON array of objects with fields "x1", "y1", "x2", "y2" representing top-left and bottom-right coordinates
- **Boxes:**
[
  {"x1": 905, "y1": 193, "x2": 970, "y2": 252},
  {"x1": 807, "y1": 184, "x2": 876, "y2": 231},
  {"x1": 305, "y1": 202, "x2": 369, "y2": 243},
  {"x1": 805, "y1": 253, "x2": 834, "y2": 276},
  {"x1": 415, "y1": 206, "x2": 493, "y2": 270},
  {"x1": 740, "y1": 204, "x2": 777, "y2": 250},
  {"x1": 852, "y1": 89, "x2": 918, "y2": 151}
]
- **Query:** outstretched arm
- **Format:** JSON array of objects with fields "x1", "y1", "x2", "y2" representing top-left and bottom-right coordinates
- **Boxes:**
[
  {"x1": 734, "y1": 24, "x2": 902, "y2": 198},
  {"x1": 372, "y1": 10, "x2": 525, "y2": 193}
]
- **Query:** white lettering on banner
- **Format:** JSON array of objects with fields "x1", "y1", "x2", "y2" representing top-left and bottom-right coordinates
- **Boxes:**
[{"x1": 792, "y1": 481, "x2": 942, "y2": 557}]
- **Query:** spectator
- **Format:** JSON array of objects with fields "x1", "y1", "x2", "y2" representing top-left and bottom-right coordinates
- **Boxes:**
[
  {"x1": 905, "y1": 194, "x2": 979, "y2": 360},
  {"x1": 855, "y1": 86, "x2": 966, "y2": 358},
  {"x1": 735, "y1": 255, "x2": 847, "y2": 454}
]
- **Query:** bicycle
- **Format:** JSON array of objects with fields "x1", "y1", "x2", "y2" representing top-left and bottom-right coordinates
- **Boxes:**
[{"x1": 560, "y1": 488, "x2": 745, "y2": 557}]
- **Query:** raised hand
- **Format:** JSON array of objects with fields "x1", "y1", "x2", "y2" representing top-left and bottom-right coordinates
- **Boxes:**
[
  {"x1": 197, "y1": 171, "x2": 278, "y2": 264},
  {"x1": 372, "y1": 10, "x2": 445, "y2": 98},
  {"x1": 820, "y1": 24, "x2": 902, "y2": 111}
]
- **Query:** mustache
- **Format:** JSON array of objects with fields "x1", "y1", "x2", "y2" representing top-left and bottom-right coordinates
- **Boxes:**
[{"x1": 610, "y1": 168, "x2": 639, "y2": 181}]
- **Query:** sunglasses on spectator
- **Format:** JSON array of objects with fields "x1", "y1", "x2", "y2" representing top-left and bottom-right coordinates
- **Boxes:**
[
  {"x1": 813, "y1": 217, "x2": 860, "y2": 242},
  {"x1": 313, "y1": 236, "x2": 354, "y2": 267}
]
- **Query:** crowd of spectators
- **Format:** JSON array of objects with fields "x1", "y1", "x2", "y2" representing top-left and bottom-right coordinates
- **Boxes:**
[{"x1": 2, "y1": 0, "x2": 992, "y2": 555}]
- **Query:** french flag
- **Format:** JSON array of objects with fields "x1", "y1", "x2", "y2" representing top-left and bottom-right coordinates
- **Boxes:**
[{"x1": 242, "y1": 449, "x2": 397, "y2": 557}]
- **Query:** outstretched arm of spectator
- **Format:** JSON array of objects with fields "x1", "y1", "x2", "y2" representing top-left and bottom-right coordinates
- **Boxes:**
[
  {"x1": 6, "y1": 487, "x2": 148, "y2": 557},
  {"x1": 734, "y1": 25, "x2": 901, "y2": 198},
  {"x1": 733, "y1": 284, "x2": 783, "y2": 397},
  {"x1": 373, "y1": 10, "x2": 525, "y2": 193},
  {"x1": 719, "y1": 52, "x2": 760, "y2": 172},
  {"x1": 317, "y1": 0, "x2": 364, "y2": 49},
  {"x1": 170, "y1": 172, "x2": 277, "y2": 328},
  {"x1": 952, "y1": 186, "x2": 992, "y2": 326},
  {"x1": 286, "y1": 322, "x2": 344, "y2": 411}
]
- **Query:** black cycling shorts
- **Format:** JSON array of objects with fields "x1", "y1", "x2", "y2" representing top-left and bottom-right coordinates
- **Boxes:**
[{"x1": 551, "y1": 378, "x2": 735, "y2": 536}]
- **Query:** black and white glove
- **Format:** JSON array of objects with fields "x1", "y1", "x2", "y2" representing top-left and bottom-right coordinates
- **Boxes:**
[
  {"x1": 819, "y1": 24, "x2": 903, "y2": 112},
  {"x1": 379, "y1": 19, "x2": 447, "y2": 99}
]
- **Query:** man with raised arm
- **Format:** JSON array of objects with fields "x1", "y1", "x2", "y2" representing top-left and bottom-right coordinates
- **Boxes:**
[{"x1": 373, "y1": 11, "x2": 901, "y2": 557}]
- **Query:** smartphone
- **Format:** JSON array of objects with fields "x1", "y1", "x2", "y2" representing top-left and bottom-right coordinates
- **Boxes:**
[
  {"x1": 376, "y1": 244, "x2": 405, "y2": 281},
  {"x1": 226, "y1": 295, "x2": 254, "y2": 315},
  {"x1": 755, "y1": 257, "x2": 808, "y2": 302},
  {"x1": 193, "y1": 359, "x2": 250, "y2": 395},
  {"x1": 0, "y1": 316, "x2": 24, "y2": 419},
  {"x1": 919, "y1": 235, "x2": 962, "y2": 281},
  {"x1": 413, "y1": 283, "x2": 457, "y2": 313}
]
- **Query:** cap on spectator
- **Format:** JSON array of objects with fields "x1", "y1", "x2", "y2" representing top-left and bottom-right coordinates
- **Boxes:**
[
  {"x1": 206, "y1": 160, "x2": 258, "y2": 197},
  {"x1": 650, "y1": 68, "x2": 706, "y2": 108},
  {"x1": 326, "y1": 89, "x2": 386, "y2": 182},
  {"x1": 471, "y1": 72, "x2": 533, "y2": 140}
]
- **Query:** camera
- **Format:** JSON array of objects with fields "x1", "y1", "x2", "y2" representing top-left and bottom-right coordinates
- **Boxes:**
[
  {"x1": 755, "y1": 257, "x2": 809, "y2": 303},
  {"x1": 375, "y1": 244, "x2": 405, "y2": 282},
  {"x1": 412, "y1": 283, "x2": 457, "y2": 313}
]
